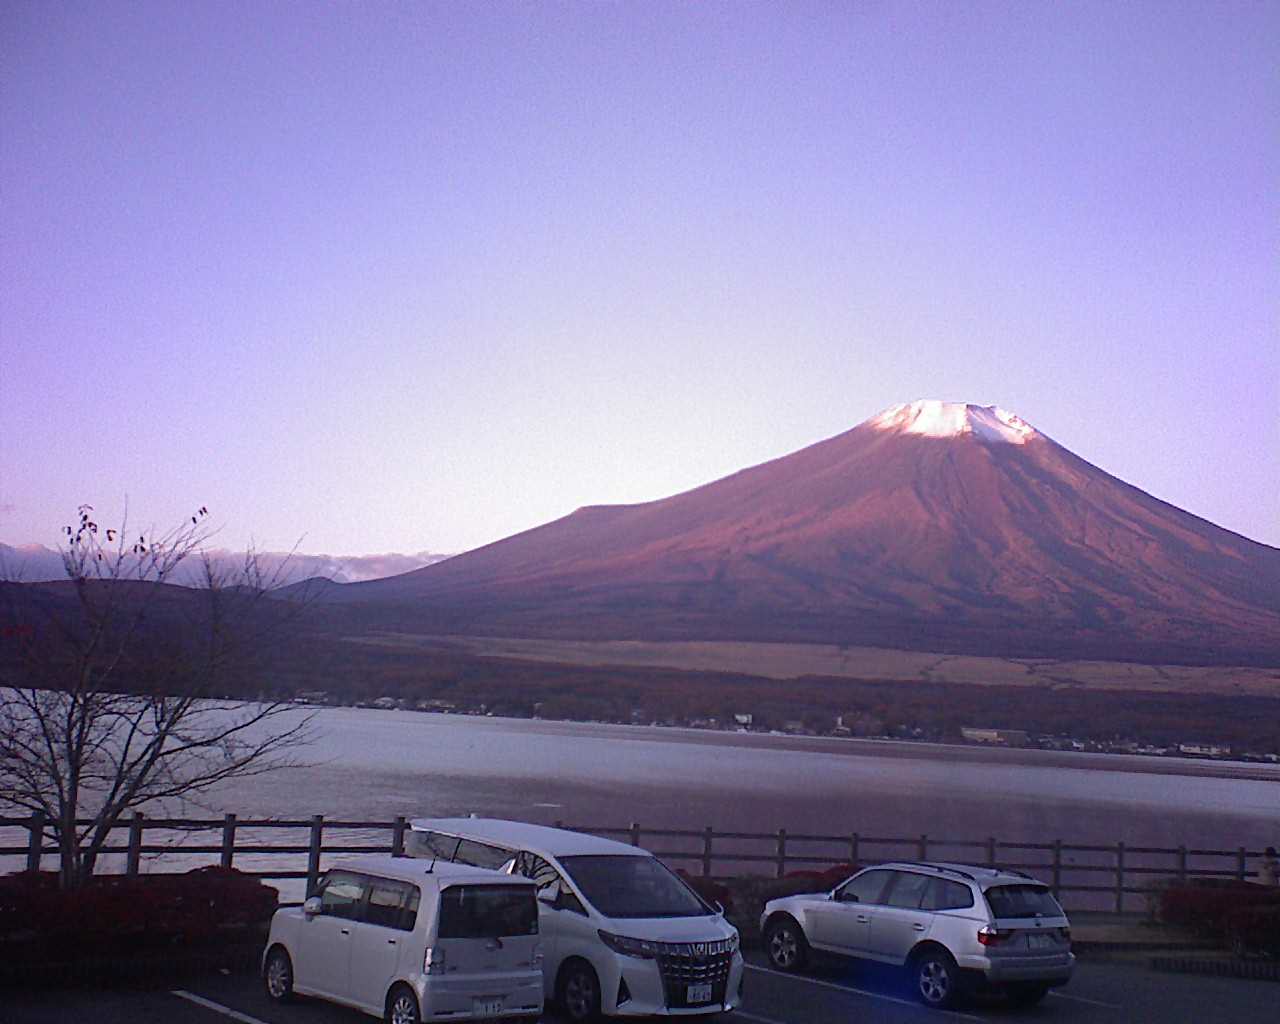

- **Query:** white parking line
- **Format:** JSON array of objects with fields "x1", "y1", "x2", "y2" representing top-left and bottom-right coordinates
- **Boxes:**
[
  {"x1": 729, "y1": 1011, "x2": 793, "y2": 1024},
  {"x1": 1049, "y1": 990, "x2": 1122, "y2": 1009},
  {"x1": 171, "y1": 990, "x2": 272, "y2": 1024},
  {"x1": 744, "y1": 964, "x2": 984, "y2": 1021}
]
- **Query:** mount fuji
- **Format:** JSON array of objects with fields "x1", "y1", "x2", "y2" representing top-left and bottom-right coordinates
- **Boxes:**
[{"x1": 323, "y1": 401, "x2": 1280, "y2": 665}]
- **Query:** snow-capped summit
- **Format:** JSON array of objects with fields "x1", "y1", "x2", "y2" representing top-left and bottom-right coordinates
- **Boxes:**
[{"x1": 868, "y1": 400, "x2": 1039, "y2": 445}]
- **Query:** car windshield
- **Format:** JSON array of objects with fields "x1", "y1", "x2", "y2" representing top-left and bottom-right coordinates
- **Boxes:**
[
  {"x1": 985, "y1": 884, "x2": 1064, "y2": 918},
  {"x1": 558, "y1": 854, "x2": 711, "y2": 918},
  {"x1": 437, "y1": 885, "x2": 538, "y2": 938}
]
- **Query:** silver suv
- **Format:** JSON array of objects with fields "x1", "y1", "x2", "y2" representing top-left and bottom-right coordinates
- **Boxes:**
[{"x1": 760, "y1": 862, "x2": 1074, "y2": 1009}]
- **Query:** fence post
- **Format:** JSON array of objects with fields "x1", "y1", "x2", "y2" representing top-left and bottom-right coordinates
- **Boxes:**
[
  {"x1": 1177, "y1": 845, "x2": 1187, "y2": 883},
  {"x1": 306, "y1": 815, "x2": 324, "y2": 897},
  {"x1": 918, "y1": 834, "x2": 928, "y2": 860},
  {"x1": 775, "y1": 829, "x2": 787, "y2": 879},
  {"x1": 850, "y1": 832, "x2": 859, "y2": 866},
  {"x1": 1115, "y1": 842, "x2": 1125, "y2": 913},
  {"x1": 126, "y1": 812, "x2": 144, "y2": 877},
  {"x1": 1237, "y1": 847, "x2": 1247, "y2": 881},
  {"x1": 26, "y1": 811, "x2": 45, "y2": 873},
  {"x1": 702, "y1": 826, "x2": 714, "y2": 877},
  {"x1": 1051, "y1": 839, "x2": 1062, "y2": 897},
  {"x1": 629, "y1": 822, "x2": 640, "y2": 847},
  {"x1": 392, "y1": 815, "x2": 407, "y2": 857},
  {"x1": 986, "y1": 837, "x2": 996, "y2": 869},
  {"x1": 220, "y1": 813, "x2": 237, "y2": 869}
]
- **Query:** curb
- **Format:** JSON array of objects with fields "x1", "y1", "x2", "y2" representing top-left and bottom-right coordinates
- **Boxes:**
[
  {"x1": 1073, "y1": 940, "x2": 1217, "y2": 955},
  {"x1": 1150, "y1": 956, "x2": 1280, "y2": 983}
]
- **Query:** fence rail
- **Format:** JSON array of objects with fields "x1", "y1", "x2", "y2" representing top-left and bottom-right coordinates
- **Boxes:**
[{"x1": 0, "y1": 813, "x2": 1267, "y2": 913}]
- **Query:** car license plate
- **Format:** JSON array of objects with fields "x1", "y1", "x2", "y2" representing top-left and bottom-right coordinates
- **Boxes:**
[
  {"x1": 1027, "y1": 933, "x2": 1055, "y2": 950},
  {"x1": 687, "y1": 983, "x2": 713, "y2": 1004},
  {"x1": 472, "y1": 998, "x2": 504, "y2": 1015}
]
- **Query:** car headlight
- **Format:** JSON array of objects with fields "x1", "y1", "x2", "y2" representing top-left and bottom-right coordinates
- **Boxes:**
[{"x1": 598, "y1": 930, "x2": 662, "y2": 959}]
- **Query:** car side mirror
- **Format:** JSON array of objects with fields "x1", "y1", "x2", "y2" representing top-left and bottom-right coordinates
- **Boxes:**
[
  {"x1": 303, "y1": 895, "x2": 323, "y2": 918},
  {"x1": 537, "y1": 882, "x2": 560, "y2": 906}
]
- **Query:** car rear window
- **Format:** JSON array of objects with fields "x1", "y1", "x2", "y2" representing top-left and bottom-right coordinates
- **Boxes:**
[
  {"x1": 921, "y1": 878, "x2": 974, "y2": 911},
  {"x1": 437, "y1": 885, "x2": 538, "y2": 938},
  {"x1": 884, "y1": 871, "x2": 932, "y2": 909},
  {"x1": 453, "y1": 838, "x2": 515, "y2": 870},
  {"x1": 365, "y1": 879, "x2": 419, "y2": 932},
  {"x1": 410, "y1": 830, "x2": 460, "y2": 861},
  {"x1": 985, "y1": 885, "x2": 1063, "y2": 918}
]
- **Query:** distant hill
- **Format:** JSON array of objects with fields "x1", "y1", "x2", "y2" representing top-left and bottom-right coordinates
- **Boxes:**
[
  {"x1": 314, "y1": 400, "x2": 1280, "y2": 666},
  {"x1": 0, "y1": 544, "x2": 452, "y2": 586}
]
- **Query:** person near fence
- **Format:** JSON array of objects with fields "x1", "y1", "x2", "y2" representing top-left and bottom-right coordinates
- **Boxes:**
[{"x1": 1259, "y1": 846, "x2": 1279, "y2": 887}]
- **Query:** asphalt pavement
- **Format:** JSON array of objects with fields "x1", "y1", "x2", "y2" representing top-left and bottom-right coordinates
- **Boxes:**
[{"x1": 4, "y1": 952, "x2": 1278, "y2": 1024}]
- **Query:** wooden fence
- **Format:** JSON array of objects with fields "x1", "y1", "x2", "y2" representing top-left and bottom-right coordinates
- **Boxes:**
[{"x1": 1, "y1": 812, "x2": 1268, "y2": 913}]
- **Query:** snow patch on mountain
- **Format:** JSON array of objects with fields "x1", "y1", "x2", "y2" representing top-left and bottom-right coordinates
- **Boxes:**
[{"x1": 869, "y1": 400, "x2": 1038, "y2": 445}]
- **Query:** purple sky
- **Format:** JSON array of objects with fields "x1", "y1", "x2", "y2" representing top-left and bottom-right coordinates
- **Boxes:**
[{"x1": 2, "y1": 1, "x2": 1277, "y2": 557}]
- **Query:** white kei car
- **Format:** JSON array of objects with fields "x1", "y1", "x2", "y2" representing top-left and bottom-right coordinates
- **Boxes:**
[{"x1": 263, "y1": 854, "x2": 544, "y2": 1023}]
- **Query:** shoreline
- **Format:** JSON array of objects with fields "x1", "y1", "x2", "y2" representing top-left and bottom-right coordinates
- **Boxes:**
[{"x1": 303, "y1": 705, "x2": 1280, "y2": 784}]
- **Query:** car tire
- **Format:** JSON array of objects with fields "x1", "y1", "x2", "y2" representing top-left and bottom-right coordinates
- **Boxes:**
[
  {"x1": 764, "y1": 916, "x2": 809, "y2": 972},
  {"x1": 910, "y1": 948, "x2": 960, "y2": 1009},
  {"x1": 558, "y1": 960, "x2": 603, "y2": 1023},
  {"x1": 263, "y1": 946, "x2": 294, "y2": 1003},
  {"x1": 385, "y1": 983, "x2": 421, "y2": 1024},
  {"x1": 1006, "y1": 982, "x2": 1050, "y2": 1006}
]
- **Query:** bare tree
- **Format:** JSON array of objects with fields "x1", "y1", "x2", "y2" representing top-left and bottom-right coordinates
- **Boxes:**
[{"x1": 0, "y1": 505, "x2": 314, "y2": 887}]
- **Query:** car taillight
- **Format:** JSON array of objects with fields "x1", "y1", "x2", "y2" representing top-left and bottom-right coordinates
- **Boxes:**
[
  {"x1": 977, "y1": 925, "x2": 1005, "y2": 946},
  {"x1": 424, "y1": 946, "x2": 446, "y2": 974}
]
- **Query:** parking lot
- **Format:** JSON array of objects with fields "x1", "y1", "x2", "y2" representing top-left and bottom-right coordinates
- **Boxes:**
[{"x1": 4, "y1": 953, "x2": 1276, "y2": 1024}]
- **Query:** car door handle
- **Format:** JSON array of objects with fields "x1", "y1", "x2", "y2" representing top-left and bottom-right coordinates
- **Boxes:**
[
  {"x1": 856, "y1": 915, "x2": 869, "y2": 923},
  {"x1": 340, "y1": 928, "x2": 350, "y2": 935},
  {"x1": 912, "y1": 923, "x2": 926, "y2": 931},
  {"x1": 387, "y1": 938, "x2": 397, "y2": 945}
]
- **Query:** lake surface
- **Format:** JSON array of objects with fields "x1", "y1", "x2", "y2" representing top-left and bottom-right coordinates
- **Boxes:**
[
  {"x1": 209, "y1": 708, "x2": 1279, "y2": 847},
  {"x1": 7, "y1": 708, "x2": 1278, "y2": 907}
]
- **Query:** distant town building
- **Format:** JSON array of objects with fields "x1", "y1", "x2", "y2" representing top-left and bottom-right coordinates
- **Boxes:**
[
  {"x1": 961, "y1": 727, "x2": 1029, "y2": 747},
  {"x1": 733, "y1": 713, "x2": 753, "y2": 726},
  {"x1": 1178, "y1": 742, "x2": 1231, "y2": 757}
]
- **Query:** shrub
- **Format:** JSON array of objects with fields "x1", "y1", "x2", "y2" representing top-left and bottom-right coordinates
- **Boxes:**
[
  {"x1": 0, "y1": 867, "x2": 278, "y2": 964},
  {"x1": 1156, "y1": 878, "x2": 1280, "y2": 939},
  {"x1": 676, "y1": 871, "x2": 733, "y2": 913},
  {"x1": 1225, "y1": 904, "x2": 1280, "y2": 958},
  {"x1": 711, "y1": 864, "x2": 860, "y2": 946}
]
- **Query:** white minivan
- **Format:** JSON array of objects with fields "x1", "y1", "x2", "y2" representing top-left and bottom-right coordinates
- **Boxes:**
[
  {"x1": 263, "y1": 854, "x2": 544, "y2": 1023},
  {"x1": 408, "y1": 818, "x2": 744, "y2": 1021}
]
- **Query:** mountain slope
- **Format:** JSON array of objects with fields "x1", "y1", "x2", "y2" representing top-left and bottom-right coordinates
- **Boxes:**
[{"x1": 334, "y1": 401, "x2": 1280, "y2": 664}]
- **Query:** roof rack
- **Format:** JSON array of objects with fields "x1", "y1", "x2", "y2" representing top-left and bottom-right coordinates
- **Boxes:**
[{"x1": 892, "y1": 861, "x2": 976, "y2": 881}]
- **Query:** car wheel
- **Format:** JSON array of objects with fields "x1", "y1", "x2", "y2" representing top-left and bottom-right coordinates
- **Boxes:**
[
  {"x1": 911, "y1": 949, "x2": 960, "y2": 1009},
  {"x1": 385, "y1": 983, "x2": 421, "y2": 1024},
  {"x1": 558, "y1": 960, "x2": 602, "y2": 1023},
  {"x1": 263, "y1": 946, "x2": 294, "y2": 1003},
  {"x1": 1006, "y1": 982, "x2": 1050, "y2": 1006},
  {"x1": 764, "y1": 916, "x2": 809, "y2": 972}
]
